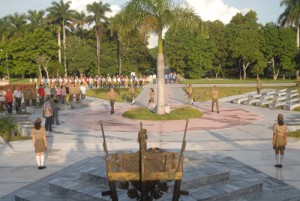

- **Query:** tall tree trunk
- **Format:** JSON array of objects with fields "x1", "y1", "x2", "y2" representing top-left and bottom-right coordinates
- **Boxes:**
[
  {"x1": 296, "y1": 25, "x2": 299, "y2": 79},
  {"x1": 156, "y1": 29, "x2": 165, "y2": 115},
  {"x1": 96, "y1": 28, "x2": 101, "y2": 75},
  {"x1": 117, "y1": 38, "x2": 122, "y2": 75},
  {"x1": 243, "y1": 64, "x2": 247, "y2": 80},
  {"x1": 57, "y1": 27, "x2": 61, "y2": 64},
  {"x1": 63, "y1": 22, "x2": 67, "y2": 77}
]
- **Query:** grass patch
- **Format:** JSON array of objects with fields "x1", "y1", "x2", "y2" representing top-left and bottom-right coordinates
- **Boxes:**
[
  {"x1": 122, "y1": 106, "x2": 203, "y2": 120},
  {"x1": 181, "y1": 78, "x2": 296, "y2": 84},
  {"x1": 86, "y1": 88, "x2": 142, "y2": 102},
  {"x1": 10, "y1": 136, "x2": 32, "y2": 141},
  {"x1": 288, "y1": 130, "x2": 300, "y2": 138},
  {"x1": 292, "y1": 106, "x2": 300, "y2": 112},
  {"x1": 187, "y1": 86, "x2": 296, "y2": 102}
]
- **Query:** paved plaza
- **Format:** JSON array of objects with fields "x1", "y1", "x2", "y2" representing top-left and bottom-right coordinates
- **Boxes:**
[{"x1": 0, "y1": 83, "x2": 300, "y2": 200}]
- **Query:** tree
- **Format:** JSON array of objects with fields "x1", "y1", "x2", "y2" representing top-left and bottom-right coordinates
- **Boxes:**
[
  {"x1": 119, "y1": 0, "x2": 201, "y2": 114},
  {"x1": 71, "y1": 11, "x2": 88, "y2": 38},
  {"x1": 187, "y1": 34, "x2": 217, "y2": 78},
  {"x1": 278, "y1": 0, "x2": 300, "y2": 78},
  {"x1": 207, "y1": 20, "x2": 228, "y2": 78},
  {"x1": 86, "y1": 1, "x2": 111, "y2": 75},
  {"x1": 5, "y1": 13, "x2": 27, "y2": 39},
  {"x1": 27, "y1": 10, "x2": 46, "y2": 31},
  {"x1": 164, "y1": 28, "x2": 194, "y2": 75},
  {"x1": 65, "y1": 35, "x2": 95, "y2": 76},
  {"x1": 9, "y1": 28, "x2": 57, "y2": 78},
  {"x1": 47, "y1": 0, "x2": 76, "y2": 77},
  {"x1": 226, "y1": 11, "x2": 265, "y2": 80}
]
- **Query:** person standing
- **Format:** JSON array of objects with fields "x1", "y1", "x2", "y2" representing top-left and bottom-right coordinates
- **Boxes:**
[
  {"x1": 80, "y1": 82, "x2": 87, "y2": 100},
  {"x1": 13, "y1": 87, "x2": 22, "y2": 113},
  {"x1": 148, "y1": 88, "x2": 155, "y2": 109},
  {"x1": 30, "y1": 87, "x2": 37, "y2": 106},
  {"x1": 43, "y1": 97, "x2": 53, "y2": 132},
  {"x1": 211, "y1": 85, "x2": 219, "y2": 113},
  {"x1": 0, "y1": 87, "x2": 6, "y2": 112},
  {"x1": 52, "y1": 97, "x2": 60, "y2": 125},
  {"x1": 130, "y1": 84, "x2": 135, "y2": 105},
  {"x1": 106, "y1": 87, "x2": 117, "y2": 114},
  {"x1": 38, "y1": 85, "x2": 45, "y2": 107},
  {"x1": 257, "y1": 76, "x2": 262, "y2": 94},
  {"x1": 32, "y1": 117, "x2": 47, "y2": 169},
  {"x1": 273, "y1": 114, "x2": 288, "y2": 168},
  {"x1": 187, "y1": 84, "x2": 193, "y2": 105},
  {"x1": 152, "y1": 73, "x2": 157, "y2": 84},
  {"x1": 5, "y1": 88, "x2": 13, "y2": 113}
]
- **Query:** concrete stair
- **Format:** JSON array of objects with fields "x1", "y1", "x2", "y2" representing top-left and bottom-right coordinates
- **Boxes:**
[{"x1": 12, "y1": 154, "x2": 300, "y2": 201}]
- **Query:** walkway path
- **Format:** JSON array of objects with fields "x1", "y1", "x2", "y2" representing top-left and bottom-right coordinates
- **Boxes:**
[{"x1": 0, "y1": 83, "x2": 300, "y2": 200}]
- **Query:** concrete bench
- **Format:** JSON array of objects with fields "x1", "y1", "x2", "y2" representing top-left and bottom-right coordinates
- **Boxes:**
[
  {"x1": 248, "y1": 99, "x2": 261, "y2": 106},
  {"x1": 232, "y1": 97, "x2": 248, "y2": 104},
  {"x1": 248, "y1": 94, "x2": 262, "y2": 99},
  {"x1": 262, "y1": 90, "x2": 275, "y2": 96},
  {"x1": 256, "y1": 100, "x2": 272, "y2": 107},
  {"x1": 283, "y1": 103, "x2": 300, "y2": 111},
  {"x1": 260, "y1": 95, "x2": 274, "y2": 100},
  {"x1": 269, "y1": 101, "x2": 286, "y2": 109},
  {"x1": 286, "y1": 98, "x2": 300, "y2": 104},
  {"x1": 287, "y1": 93, "x2": 299, "y2": 98}
]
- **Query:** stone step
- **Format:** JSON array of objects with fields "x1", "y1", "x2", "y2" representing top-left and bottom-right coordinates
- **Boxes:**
[
  {"x1": 15, "y1": 189, "x2": 66, "y2": 201},
  {"x1": 183, "y1": 178, "x2": 263, "y2": 201},
  {"x1": 80, "y1": 165, "x2": 229, "y2": 190},
  {"x1": 8, "y1": 155, "x2": 300, "y2": 201},
  {"x1": 80, "y1": 158, "x2": 230, "y2": 188},
  {"x1": 48, "y1": 177, "x2": 113, "y2": 201}
]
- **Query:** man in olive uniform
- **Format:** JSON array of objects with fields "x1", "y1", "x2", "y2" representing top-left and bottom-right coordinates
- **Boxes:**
[
  {"x1": 23, "y1": 87, "x2": 31, "y2": 107},
  {"x1": 211, "y1": 85, "x2": 219, "y2": 113},
  {"x1": 106, "y1": 87, "x2": 117, "y2": 114},
  {"x1": 30, "y1": 87, "x2": 37, "y2": 106},
  {"x1": 130, "y1": 85, "x2": 135, "y2": 105}
]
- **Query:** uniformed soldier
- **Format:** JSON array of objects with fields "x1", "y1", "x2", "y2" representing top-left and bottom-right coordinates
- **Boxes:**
[{"x1": 211, "y1": 85, "x2": 219, "y2": 113}]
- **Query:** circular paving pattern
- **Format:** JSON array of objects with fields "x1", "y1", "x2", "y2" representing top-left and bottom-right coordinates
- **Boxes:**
[{"x1": 64, "y1": 103, "x2": 262, "y2": 133}]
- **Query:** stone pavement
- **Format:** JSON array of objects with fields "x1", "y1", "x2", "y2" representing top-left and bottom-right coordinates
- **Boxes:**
[{"x1": 0, "y1": 83, "x2": 300, "y2": 200}]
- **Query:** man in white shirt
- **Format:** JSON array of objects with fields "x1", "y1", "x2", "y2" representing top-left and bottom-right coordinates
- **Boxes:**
[
  {"x1": 13, "y1": 87, "x2": 23, "y2": 113},
  {"x1": 80, "y1": 83, "x2": 87, "y2": 99}
]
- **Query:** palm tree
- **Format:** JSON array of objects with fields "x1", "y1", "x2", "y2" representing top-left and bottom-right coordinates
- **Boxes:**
[
  {"x1": 46, "y1": 0, "x2": 76, "y2": 77},
  {"x1": 0, "y1": 18, "x2": 10, "y2": 42},
  {"x1": 109, "y1": 12, "x2": 135, "y2": 75},
  {"x1": 86, "y1": 1, "x2": 111, "y2": 75},
  {"x1": 72, "y1": 11, "x2": 88, "y2": 38},
  {"x1": 119, "y1": 0, "x2": 201, "y2": 114},
  {"x1": 5, "y1": 13, "x2": 27, "y2": 38},
  {"x1": 27, "y1": 9, "x2": 46, "y2": 31},
  {"x1": 278, "y1": 0, "x2": 300, "y2": 78}
]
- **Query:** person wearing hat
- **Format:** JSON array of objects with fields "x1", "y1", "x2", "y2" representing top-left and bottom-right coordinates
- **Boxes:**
[
  {"x1": 32, "y1": 117, "x2": 47, "y2": 169},
  {"x1": 187, "y1": 84, "x2": 193, "y2": 105},
  {"x1": 106, "y1": 87, "x2": 117, "y2": 114},
  {"x1": 273, "y1": 114, "x2": 288, "y2": 168},
  {"x1": 211, "y1": 85, "x2": 219, "y2": 113},
  {"x1": 148, "y1": 88, "x2": 155, "y2": 109},
  {"x1": 129, "y1": 84, "x2": 135, "y2": 105},
  {"x1": 43, "y1": 97, "x2": 53, "y2": 131}
]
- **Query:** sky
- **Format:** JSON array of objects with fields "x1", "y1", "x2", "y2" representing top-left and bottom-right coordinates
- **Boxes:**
[{"x1": 0, "y1": 0, "x2": 285, "y2": 47}]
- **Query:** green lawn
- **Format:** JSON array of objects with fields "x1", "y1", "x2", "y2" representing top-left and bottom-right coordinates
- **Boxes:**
[
  {"x1": 123, "y1": 106, "x2": 203, "y2": 120},
  {"x1": 288, "y1": 130, "x2": 300, "y2": 138},
  {"x1": 86, "y1": 87, "x2": 142, "y2": 102},
  {"x1": 181, "y1": 78, "x2": 297, "y2": 84},
  {"x1": 185, "y1": 86, "x2": 296, "y2": 102}
]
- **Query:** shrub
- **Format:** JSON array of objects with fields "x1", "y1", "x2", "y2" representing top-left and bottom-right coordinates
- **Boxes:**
[{"x1": 0, "y1": 116, "x2": 19, "y2": 142}]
